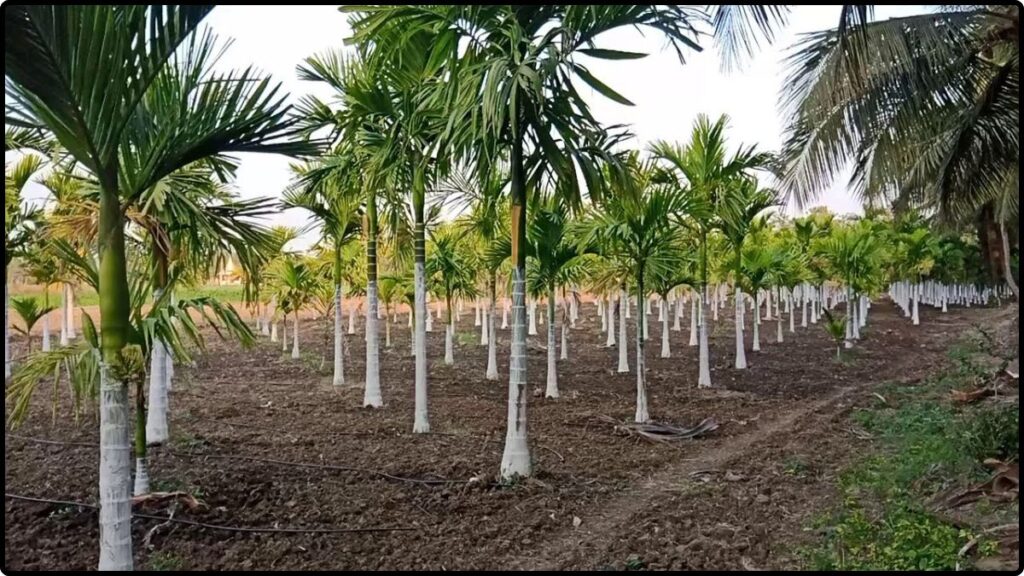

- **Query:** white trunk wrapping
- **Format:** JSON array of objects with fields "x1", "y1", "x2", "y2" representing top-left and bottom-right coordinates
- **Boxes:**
[
  {"x1": 735, "y1": 289, "x2": 747, "y2": 369},
  {"x1": 133, "y1": 457, "x2": 149, "y2": 496},
  {"x1": 500, "y1": 267, "x2": 531, "y2": 480},
  {"x1": 363, "y1": 280, "x2": 382, "y2": 408},
  {"x1": 291, "y1": 314, "x2": 300, "y2": 359},
  {"x1": 635, "y1": 297, "x2": 649, "y2": 423},
  {"x1": 486, "y1": 293, "x2": 498, "y2": 380},
  {"x1": 98, "y1": 364, "x2": 133, "y2": 570},
  {"x1": 698, "y1": 292, "x2": 711, "y2": 388},
  {"x1": 145, "y1": 337, "x2": 170, "y2": 445},
  {"x1": 333, "y1": 285, "x2": 345, "y2": 387},
  {"x1": 413, "y1": 262, "x2": 428, "y2": 432},
  {"x1": 605, "y1": 296, "x2": 616, "y2": 347},
  {"x1": 545, "y1": 292, "x2": 558, "y2": 398},
  {"x1": 688, "y1": 297, "x2": 698, "y2": 346},
  {"x1": 660, "y1": 304, "x2": 671, "y2": 358},
  {"x1": 617, "y1": 289, "x2": 629, "y2": 373}
]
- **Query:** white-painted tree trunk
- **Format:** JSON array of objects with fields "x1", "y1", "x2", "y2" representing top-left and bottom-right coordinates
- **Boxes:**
[
  {"x1": 606, "y1": 295, "x2": 616, "y2": 347},
  {"x1": 98, "y1": 364, "x2": 133, "y2": 570},
  {"x1": 689, "y1": 297, "x2": 698, "y2": 346},
  {"x1": 560, "y1": 319, "x2": 568, "y2": 361},
  {"x1": 333, "y1": 286, "x2": 345, "y2": 386},
  {"x1": 660, "y1": 302, "x2": 671, "y2": 358},
  {"x1": 617, "y1": 288, "x2": 629, "y2": 373},
  {"x1": 348, "y1": 303, "x2": 356, "y2": 334},
  {"x1": 599, "y1": 296, "x2": 607, "y2": 333},
  {"x1": 444, "y1": 322, "x2": 455, "y2": 365},
  {"x1": 271, "y1": 321, "x2": 278, "y2": 343},
  {"x1": 789, "y1": 294, "x2": 796, "y2": 333},
  {"x1": 672, "y1": 296, "x2": 682, "y2": 331},
  {"x1": 487, "y1": 288, "x2": 498, "y2": 381},
  {"x1": 911, "y1": 283, "x2": 920, "y2": 325},
  {"x1": 413, "y1": 262, "x2": 428, "y2": 432},
  {"x1": 734, "y1": 288, "x2": 747, "y2": 369},
  {"x1": 545, "y1": 291, "x2": 558, "y2": 398},
  {"x1": 281, "y1": 322, "x2": 287, "y2": 352},
  {"x1": 500, "y1": 266, "x2": 531, "y2": 480},
  {"x1": 291, "y1": 313, "x2": 300, "y2": 359},
  {"x1": 133, "y1": 456, "x2": 149, "y2": 497},
  {"x1": 363, "y1": 280, "x2": 382, "y2": 408},
  {"x1": 801, "y1": 285, "x2": 808, "y2": 327},
  {"x1": 145, "y1": 336, "x2": 170, "y2": 446},
  {"x1": 634, "y1": 299, "x2": 649, "y2": 423},
  {"x1": 501, "y1": 300, "x2": 509, "y2": 329},
  {"x1": 777, "y1": 317, "x2": 784, "y2": 343},
  {"x1": 60, "y1": 284, "x2": 69, "y2": 346},
  {"x1": 698, "y1": 291, "x2": 711, "y2": 388},
  {"x1": 66, "y1": 284, "x2": 76, "y2": 339},
  {"x1": 752, "y1": 308, "x2": 761, "y2": 352},
  {"x1": 474, "y1": 299, "x2": 482, "y2": 326},
  {"x1": 42, "y1": 312, "x2": 51, "y2": 351},
  {"x1": 480, "y1": 302, "x2": 488, "y2": 345},
  {"x1": 528, "y1": 299, "x2": 538, "y2": 335}
]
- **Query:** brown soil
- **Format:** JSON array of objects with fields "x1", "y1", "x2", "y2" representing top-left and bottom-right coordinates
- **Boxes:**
[{"x1": 3, "y1": 299, "x2": 1004, "y2": 570}]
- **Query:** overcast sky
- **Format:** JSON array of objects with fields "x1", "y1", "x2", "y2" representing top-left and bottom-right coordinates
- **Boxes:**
[{"x1": 15, "y1": 5, "x2": 929, "y2": 251}]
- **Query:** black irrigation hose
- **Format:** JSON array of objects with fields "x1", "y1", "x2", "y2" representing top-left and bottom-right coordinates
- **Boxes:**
[{"x1": 4, "y1": 493, "x2": 415, "y2": 534}]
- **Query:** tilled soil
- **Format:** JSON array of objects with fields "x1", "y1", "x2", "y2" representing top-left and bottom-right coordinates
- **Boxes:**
[{"x1": 3, "y1": 299, "x2": 998, "y2": 570}]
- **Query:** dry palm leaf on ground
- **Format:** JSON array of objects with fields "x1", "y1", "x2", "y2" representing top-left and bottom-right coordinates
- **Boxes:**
[{"x1": 597, "y1": 415, "x2": 719, "y2": 442}]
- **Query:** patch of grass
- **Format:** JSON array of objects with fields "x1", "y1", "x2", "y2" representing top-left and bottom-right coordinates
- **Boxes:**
[
  {"x1": 624, "y1": 554, "x2": 646, "y2": 571},
  {"x1": 803, "y1": 340, "x2": 1016, "y2": 570},
  {"x1": 455, "y1": 330, "x2": 478, "y2": 346},
  {"x1": 147, "y1": 551, "x2": 186, "y2": 571},
  {"x1": 782, "y1": 456, "x2": 808, "y2": 477}
]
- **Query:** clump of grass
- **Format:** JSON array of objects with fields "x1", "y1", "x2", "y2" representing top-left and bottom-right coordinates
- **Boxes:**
[
  {"x1": 147, "y1": 551, "x2": 186, "y2": 571},
  {"x1": 803, "y1": 339, "x2": 1016, "y2": 570}
]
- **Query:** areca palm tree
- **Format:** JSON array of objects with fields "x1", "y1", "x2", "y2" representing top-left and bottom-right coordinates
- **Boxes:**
[
  {"x1": 651, "y1": 114, "x2": 773, "y2": 387},
  {"x1": 284, "y1": 162, "x2": 362, "y2": 387},
  {"x1": 426, "y1": 225, "x2": 479, "y2": 370},
  {"x1": 779, "y1": 5, "x2": 1018, "y2": 287},
  {"x1": 716, "y1": 177, "x2": 779, "y2": 369},
  {"x1": 5, "y1": 7, "x2": 318, "y2": 568},
  {"x1": 578, "y1": 155, "x2": 693, "y2": 423},
  {"x1": 273, "y1": 257, "x2": 321, "y2": 360},
  {"x1": 10, "y1": 297, "x2": 57, "y2": 354}
]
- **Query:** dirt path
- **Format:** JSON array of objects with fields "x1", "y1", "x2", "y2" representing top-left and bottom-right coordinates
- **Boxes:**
[{"x1": 508, "y1": 380, "x2": 862, "y2": 570}]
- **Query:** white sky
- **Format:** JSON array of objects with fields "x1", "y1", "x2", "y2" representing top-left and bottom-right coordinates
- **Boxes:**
[{"x1": 13, "y1": 5, "x2": 929, "y2": 251}]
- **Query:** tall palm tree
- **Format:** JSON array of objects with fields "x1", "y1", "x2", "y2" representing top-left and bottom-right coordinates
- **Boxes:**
[
  {"x1": 716, "y1": 177, "x2": 779, "y2": 369},
  {"x1": 298, "y1": 38, "x2": 449, "y2": 429},
  {"x1": 651, "y1": 114, "x2": 772, "y2": 388},
  {"x1": 5, "y1": 7, "x2": 318, "y2": 568},
  {"x1": 578, "y1": 154, "x2": 693, "y2": 423},
  {"x1": 345, "y1": 4, "x2": 784, "y2": 480},
  {"x1": 778, "y1": 5, "x2": 1018, "y2": 287},
  {"x1": 426, "y1": 225, "x2": 479, "y2": 369},
  {"x1": 284, "y1": 162, "x2": 362, "y2": 387}
]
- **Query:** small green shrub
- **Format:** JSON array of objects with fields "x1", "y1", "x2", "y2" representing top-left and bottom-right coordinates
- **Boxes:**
[{"x1": 957, "y1": 404, "x2": 1019, "y2": 463}]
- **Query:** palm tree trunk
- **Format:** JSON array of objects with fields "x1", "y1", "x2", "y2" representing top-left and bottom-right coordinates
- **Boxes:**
[
  {"x1": 133, "y1": 378, "x2": 149, "y2": 497},
  {"x1": 97, "y1": 187, "x2": 133, "y2": 571},
  {"x1": 42, "y1": 286, "x2": 51, "y2": 352},
  {"x1": 291, "y1": 312, "x2": 300, "y2": 359},
  {"x1": 606, "y1": 294, "x2": 616, "y2": 347},
  {"x1": 660, "y1": 293, "x2": 671, "y2": 359},
  {"x1": 363, "y1": 191, "x2": 382, "y2": 408},
  {"x1": 634, "y1": 275, "x2": 649, "y2": 423},
  {"x1": 487, "y1": 272, "x2": 498, "y2": 381},
  {"x1": 66, "y1": 283, "x2": 76, "y2": 339},
  {"x1": 413, "y1": 177, "x2": 429, "y2": 432},
  {"x1": 734, "y1": 286, "x2": 747, "y2": 369},
  {"x1": 752, "y1": 292, "x2": 762, "y2": 352},
  {"x1": 271, "y1": 320, "x2": 278, "y2": 343},
  {"x1": 500, "y1": 124, "x2": 531, "y2": 480},
  {"x1": 333, "y1": 282, "x2": 345, "y2": 386},
  {"x1": 60, "y1": 283, "x2": 69, "y2": 346},
  {"x1": 445, "y1": 294, "x2": 455, "y2": 366},
  {"x1": 545, "y1": 284, "x2": 558, "y2": 398},
  {"x1": 617, "y1": 285, "x2": 629, "y2": 373},
  {"x1": 698, "y1": 289, "x2": 712, "y2": 387},
  {"x1": 480, "y1": 299, "x2": 489, "y2": 345},
  {"x1": 689, "y1": 296, "x2": 698, "y2": 346}
]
